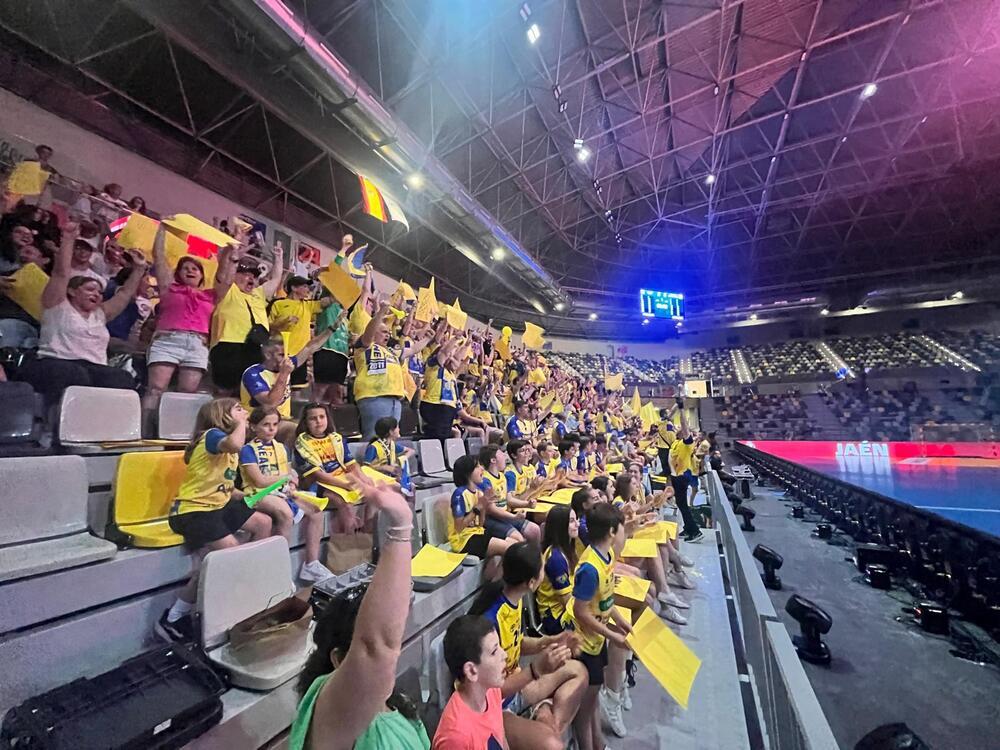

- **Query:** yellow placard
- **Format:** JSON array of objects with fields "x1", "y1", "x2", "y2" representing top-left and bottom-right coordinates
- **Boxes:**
[
  {"x1": 162, "y1": 214, "x2": 237, "y2": 247},
  {"x1": 522, "y1": 320, "x2": 545, "y2": 350},
  {"x1": 446, "y1": 297, "x2": 467, "y2": 330},
  {"x1": 626, "y1": 607, "x2": 702, "y2": 709},
  {"x1": 164, "y1": 239, "x2": 218, "y2": 287},
  {"x1": 551, "y1": 399, "x2": 564, "y2": 415},
  {"x1": 394, "y1": 280, "x2": 417, "y2": 301},
  {"x1": 629, "y1": 387, "x2": 641, "y2": 417},
  {"x1": 540, "y1": 487, "x2": 577, "y2": 505},
  {"x1": 538, "y1": 391, "x2": 556, "y2": 413},
  {"x1": 319, "y1": 466, "x2": 395, "y2": 504},
  {"x1": 292, "y1": 491, "x2": 329, "y2": 512},
  {"x1": 411, "y1": 544, "x2": 466, "y2": 578},
  {"x1": 621, "y1": 538, "x2": 658, "y2": 558},
  {"x1": 613, "y1": 605, "x2": 633, "y2": 625},
  {"x1": 415, "y1": 278, "x2": 439, "y2": 323},
  {"x1": 605, "y1": 462, "x2": 625, "y2": 475},
  {"x1": 604, "y1": 372, "x2": 624, "y2": 391},
  {"x1": 614, "y1": 574, "x2": 651, "y2": 602},
  {"x1": 402, "y1": 369, "x2": 418, "y2": 402},
  {"x1": 319, "y1": 261, "x2": 363, "y2": 309},
  {"x1": 634, "y1": 521, "x2": 678, "y2": 544},
  {"x1": 5, "y1": 161, "x2": 49, "y2": 196},
  {"x1": 5, "y1": 263, "x2": 48, "y2": 321},
  {"x1": 528, "y1": 367, "x2": 547, "y2": 385},
  {"x1": 116, "y1": 213, "x2": 160, "y2": 256}
]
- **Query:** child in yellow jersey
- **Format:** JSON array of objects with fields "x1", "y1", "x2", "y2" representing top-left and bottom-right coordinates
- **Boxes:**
[
  {"x1": 295, "y1": 403, "x2": 375, "y2": 535},
  {"x1": 477, "y1": 444, "x2": 540, "y2": 545},
  {"x1": 448, "y1": 456, "x2": 516, "y2": 580},
  {"x1": 240, "y1": 407, "x2": 330, "y2": 584},
  {"x1": 467, "y1": 542, "x2": 588, "y2": 744},
  {"x1": 363, "y1": 416, "x2": 414, "y2": 498},
  {"x1": 569, "y1": 504, "x2": 632, "y2": 750},
  {"x1": 158, "y1": 398, "x2": 273, "y2": 643},
  {"x1": 536, "y1": 505, "x2": 579, "y2": 636}
]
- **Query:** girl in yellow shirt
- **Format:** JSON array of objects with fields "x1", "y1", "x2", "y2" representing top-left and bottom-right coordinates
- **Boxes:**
[{"x1": 158, "y1": 398, "x2": 274, "y2": 642}]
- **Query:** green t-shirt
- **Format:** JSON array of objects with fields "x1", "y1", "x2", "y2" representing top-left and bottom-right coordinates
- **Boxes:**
[
  {"x1": 316, "y1": 301, "x2": 349, "y2": 356},
  {"x1": 289, "y1": 674, "x2": 430, "y2": 750}
]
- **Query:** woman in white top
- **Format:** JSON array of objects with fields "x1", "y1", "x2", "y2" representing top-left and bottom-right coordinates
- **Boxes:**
[{"x1": 16, "y1": 222, "x2": 146, "y2": 405}]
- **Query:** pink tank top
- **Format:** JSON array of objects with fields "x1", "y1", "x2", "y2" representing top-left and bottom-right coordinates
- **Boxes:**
[{"x1": 156, "y1": 282, "x2": 215, "y2": 335}]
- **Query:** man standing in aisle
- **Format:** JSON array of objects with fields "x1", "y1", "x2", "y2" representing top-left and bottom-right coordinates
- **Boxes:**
[{"x1": 668, "y1": 397, "x2": 703, "y2": 543}]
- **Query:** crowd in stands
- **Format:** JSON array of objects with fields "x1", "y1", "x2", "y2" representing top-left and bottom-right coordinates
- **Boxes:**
[
  {"x1": 1, "y1": 143, "x2": 728, "y2": 749},
  {"x1": 929, "y1": 329, "x2": 1000, "y2": 369},
  {"x1": 830, "y1": 333, "x2": 948, "y2": 372},
  {"x1": 686, "y1": 347, "x2": 734, "y2": 381}
]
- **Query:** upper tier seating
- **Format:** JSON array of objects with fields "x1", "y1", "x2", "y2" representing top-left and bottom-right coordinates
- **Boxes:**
[
  {"x1": 688, "y1": 348, "x2": 735, "y2": 381},
  {"x1": 827, "y1": 333, "x2": 946, "y2": 371},
  {"x1": 928, "y1": 329, "x2": 1000, "y2": 369},
  {"x1": 714, "y1": 393, "x2": 817, "y2": 440},
  {"x1": 743, "y1": 341, "x2": 829, "y2": 379},
  {"x1": 0, "y1": 455, "x2": 118, "y2": 582}
]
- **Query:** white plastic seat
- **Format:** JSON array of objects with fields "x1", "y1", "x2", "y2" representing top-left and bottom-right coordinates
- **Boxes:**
[
  {"x1": 198, "y1": 536, "x2": 314, "y2": 690},
  {"x1": 443, "y1": 438, "x2": 466, "y2": 469},
  {"x1": 59, "y1": 386, "x2": 142, "y2": 444},
  {"x1": 0, "y1": 455, "x2": 117, "y2": 582},
  {"x1": 423, "y1": 493, "x2": 453, "y2": 549},
  {"x1": 158, "y1": 392, "x2": 212, "y2": 440},
  {"x1": 416, "y1": 439, "x2": 451, "y2": 478}
]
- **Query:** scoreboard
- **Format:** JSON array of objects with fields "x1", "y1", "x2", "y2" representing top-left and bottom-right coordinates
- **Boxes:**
[{"x1": 639, "y1": 289, "x2": 685, "y2": 320}]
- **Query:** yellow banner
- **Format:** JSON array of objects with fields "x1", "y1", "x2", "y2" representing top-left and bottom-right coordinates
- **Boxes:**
[
  {"x1": 318, "y1": 261, "x2": 363, "y2": 309},
  {"x1": 446, "y1": 297, "x2": 467, "y2": 330},
  {"x1": 162, "y1": 214, "x2": 237, "y2": 247},
  {"x1": 5, "y1": 161, "x2": 49, "y2": 196},
  {"x1": 522, "y1": 320, "x2": 545, "y2": 350},
  {"x1": 626, "y1": 608, "x2": 702, "y2": 709},
  {"x1": 5, "y1": 263, "x2": 48, "y2": 320},
  {"x1": 415, "y1": 278, "x2": 439, "y2": 323},
  {"x1": 116, "y1": 213, "x2": 160, "y2": 256},
  {"x1": 604, "y1": 372, "x2": 624, "y2": 391}
]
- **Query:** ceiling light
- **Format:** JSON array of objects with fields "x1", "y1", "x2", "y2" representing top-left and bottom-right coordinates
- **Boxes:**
[
  {"x1": 527, "y1": 23, "x2": 541, "y2": 44},
  {"x1": 820, "y1": 308, "x2": 829, "y2": 316},
  {"x1": 705, "y1": 174, "x2": 716, "y2": 185},
  {"x1": 576, "y1": 146, "x2": 591, "y2": 162},
  {"x1": 841, "y1": 136, "x2": 848, "y2": 143},
  {"x1": 519, "y1": 3, "x2": 531, "y2": 21},
  {"x1": 405, "y1": 173, "x2": 424, "y2": 189},
  {"x1": 557, "y1": 99, "x2": 568, "y2": 113},
  {"x1": 554, "y1": 302, "x2": 565, "y2": 311},
  {"x1": 604, "y1": 210, "x2": 613, "y2": 219},
  {"x1": 920, "y1": 116, "x2": 928, "y2": 124},
  {"x1": 860, "y1": 83, "x2": 877, "y2": 99},
  {"x1": 574, "y1": 138, "x2": 584, "y2": 149},
  {"x1": 553, "y1": 84, "x2": 562, "y2": 100},
  {"x1": 642, "y1": 319, "x2": 650, "y2": 326},
  {"x1": 713, "y1": 85, "x2": 720, "y2": 95},
  {"x1": 749, "y1": 313, "x2": 758, "y2": 321},
  {"x1": 592, "y1": 179, "x2": 600, "y2": 189},
  {"x1": 491, "y1": 247, "x2": 506, "y2": 260},
  {"x1": 588, "y1": 312, "x2": 598, "y2": 320}
]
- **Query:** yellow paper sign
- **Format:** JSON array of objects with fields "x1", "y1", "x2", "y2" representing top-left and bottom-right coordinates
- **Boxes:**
[
  {"x1": 116, "y1": 213, "x2": 160, "y2": 256},
  {"x1": 394, "y1": 280, "x2": 417, "y2": 301},
  {"x1": 319, "y1": 261, "x2": 363, "y2": 309},
  {"x1": 541, "y1": 487, "x2": 577, "y2": 505},
  {"x1": 528, "y1": 367, "x2": 547, "y2": 385},
  {"x1": 446, "y1": 297, "x2": 467, "y2": 330},
  {"x1": 605, "y1": 462, "x2": 625, "y2": 475},
  {"x1": 613, "y1": 605, "x2": 633, "y2": 625},
  {"x1": 162, "y1": 214, "x2": 237, "y2": 247},
  {"x1": 5, "y1": 161, "x2": 49, "y2": 196},
  {"x1": 621, "y1": 538, "x2": 658, "y2": 558},
  {"x1": 626, "y1": 608, "x2": 702, "y2": 709},
  {"x1": 634, "y1": 521, "x2": 678, "y2": 544},
  {"x1": 164, "y1": 239, "x2": 218, "y2": 287},
  {"x1": 629, "y1": 387, "x2": 641, "y2": 417},
  {"x1": 522, "y1": 320, "x2": 545, "y2": 350},
  {"x1": 5, "y1": 263, "x2": 49, "y2": 320},
  {"x1": 604, "y1": 372, "x2": 624, "y2": 391},
  {"x1": 538, "y1": 391, "x2": 556, "y2": 413},
  {"x1": 411, "y1": 544, "x2": 466, "y2": 578},
  {"x1": 551, "y1": 399, "x2": 564, "y2": 414},
  {"x1": 415, "y1": 278, "x2": 439, "y2": 323},
  {"x1": 614, "y1": 574, "x2": 651, "y2": 602}
]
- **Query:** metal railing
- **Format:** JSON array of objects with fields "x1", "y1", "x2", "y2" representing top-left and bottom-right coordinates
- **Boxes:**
[{"x1": 706, "y1": 470, "x2": 840, "y2": 750}]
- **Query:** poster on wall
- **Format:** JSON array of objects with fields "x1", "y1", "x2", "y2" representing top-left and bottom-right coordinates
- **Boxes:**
[{"x1": 293, "y1": 240, "x2": 324, "y2": 279}]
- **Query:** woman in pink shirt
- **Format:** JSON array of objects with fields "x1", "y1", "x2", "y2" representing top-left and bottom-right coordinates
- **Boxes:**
[{"x1": 143, "y1": 226, "x2": 216, "y2": 413}]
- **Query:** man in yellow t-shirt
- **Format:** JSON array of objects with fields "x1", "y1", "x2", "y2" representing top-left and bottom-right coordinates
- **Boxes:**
[
  {"x1": 667, "y1": 397, "x2": 703, "y2": 543},
  {"x1": 268, "y1": 276, "x2": 333, "y2": 386}
]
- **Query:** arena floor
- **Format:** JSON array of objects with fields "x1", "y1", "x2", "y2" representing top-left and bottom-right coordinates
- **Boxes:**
[{"x1": 787, "y1": 455, "x2": 1000, "y2": 538}]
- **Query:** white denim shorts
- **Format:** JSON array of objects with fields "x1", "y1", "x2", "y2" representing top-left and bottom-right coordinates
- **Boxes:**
[{"x1": 148, "y1": 329, "x2": 210, "y2": 370}]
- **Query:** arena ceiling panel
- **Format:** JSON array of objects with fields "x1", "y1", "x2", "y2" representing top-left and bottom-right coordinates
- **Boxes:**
[{"x1": 2, "y1": 0, "x2": 1000, "y2": 336}]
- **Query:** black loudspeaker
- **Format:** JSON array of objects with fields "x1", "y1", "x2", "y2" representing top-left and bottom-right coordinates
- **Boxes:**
[
  {"x1": 855, "y1": 543, "x2": 896, "y2": 573},
  {"x1": 815, "y1": 523, "x2": 833, "y2": 540},
  {"x1": 792, "y1": 505, "x2": 805, "y2": 519},
  {"x1": 855, "y1": 723, "x2": 931, "y2": 750},
  {"x1": 914, "y1": 602, "x2": 949, "y2": 635},
  {"x1": 865, "y1": 564, "x2": 891, "y2": 590}
]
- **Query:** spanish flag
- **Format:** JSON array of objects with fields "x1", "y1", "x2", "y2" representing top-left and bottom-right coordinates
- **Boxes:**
[{"x1": 358, "y1": 175, "x2": 409, "y2": 230}]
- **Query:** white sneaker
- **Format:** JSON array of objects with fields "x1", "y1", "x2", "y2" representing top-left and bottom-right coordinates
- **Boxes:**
[
  {"x1": 668, "y1": 570, "x2": 697, "y2": 590},
  {"x1": 659, "y1": 590, "x2": 690, "y2": 610},
  {"x1": 660, "y1": 605, "x2": 688, "y2": 625},
  {"x1": 299, "y1": 560, "x2": 334, "y2": 584},
  {"x1": 622, "y1": 683, "x2": 633, "y2": 711},
  {"x1": 677, "y1": 553, "x2": 694, "y2": 567},
  {"x1": 599, "y1": 687, "x2": 628, "y2": 738}
]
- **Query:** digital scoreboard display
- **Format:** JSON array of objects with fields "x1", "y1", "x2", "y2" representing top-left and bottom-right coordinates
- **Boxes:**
[{"x1": 639, "y1": 289, "x2": 685, "y2": 320}]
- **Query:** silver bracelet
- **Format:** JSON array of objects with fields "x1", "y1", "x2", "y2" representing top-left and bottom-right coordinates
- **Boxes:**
[{"x1": 385, "y1": 532, "x2": 412, "y2": 543}]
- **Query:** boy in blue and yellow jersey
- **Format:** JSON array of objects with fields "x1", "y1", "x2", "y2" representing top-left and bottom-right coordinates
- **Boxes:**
[
  {"x1": 468, "y1": 542, "x2": 588, "y2": 740},
  {"x1": 555, "y1": 439, "x2": 587, "y2": 486},
  {"x1": 576, "y1": 436, "x2": 599, "y2": 479},
  {"x1": 477, "y1": 444, "x2": 540, "y2": 544},
  {"x1": 504, "y1": 439, "x2": 545, "y2": 501},
  {"x1": 448, "y1": 456, "x2": 516, "y2": 575},
  {"x1": 505, "y1": 399, "x2": 539, "y2": 442},
  {"x1": 569, "y1": 504, "x2": 632, "y2": 750},
  {"x1": 363, "y1": 416, "x2": 414, "y2": 498}
]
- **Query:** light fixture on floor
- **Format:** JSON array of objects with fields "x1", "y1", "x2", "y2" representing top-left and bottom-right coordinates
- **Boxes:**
[
  {"x1": 753, "y1": 544, "x2": 783, "y2": 590},
  {"x1": 865, "y1": 564, "x2": 891, "y2": 590},
  {"x1": 913, "y1": 602, "x2": 949, "y2": 635},
  {"x1": 792, "y1": 505, "x2": 805, "y2": 518},
  {"x1": 786, "y1": 594, "x2": 832, "y2": 665},
  {"x1": 814, "y1": 522, "x2": 832, "y2": 540}
]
